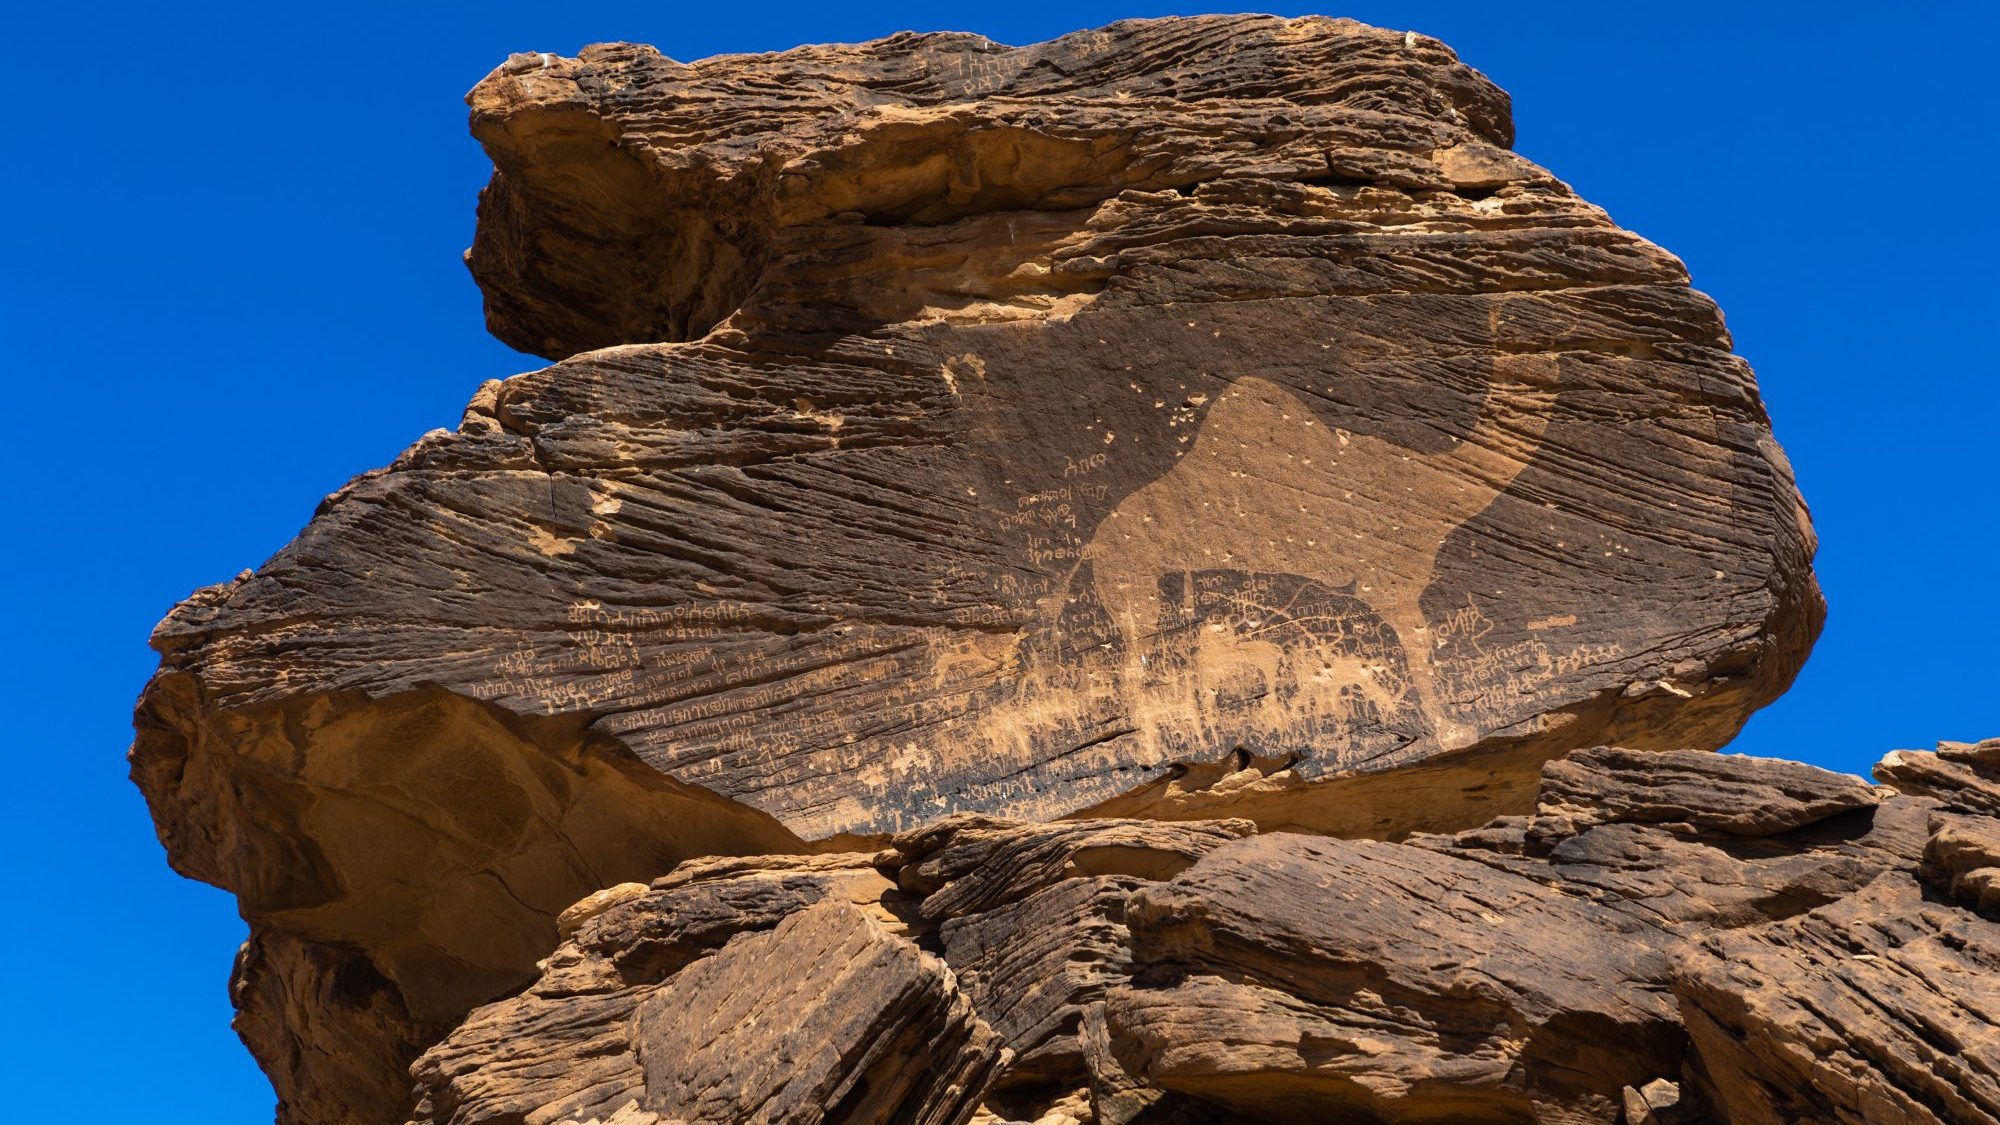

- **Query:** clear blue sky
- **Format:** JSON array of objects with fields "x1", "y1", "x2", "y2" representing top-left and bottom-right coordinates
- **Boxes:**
[{"x1": 2, "y1": 2, "x2": 1993, "y2": 1118}]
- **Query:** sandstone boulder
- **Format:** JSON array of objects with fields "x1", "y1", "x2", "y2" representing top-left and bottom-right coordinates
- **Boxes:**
[
  {"x1": 131, "y1": 16, "x2": 1827, "y2": 1123},
  {"x1": 410, "y1": 875, "x2": 1004, "y2": 1125}
]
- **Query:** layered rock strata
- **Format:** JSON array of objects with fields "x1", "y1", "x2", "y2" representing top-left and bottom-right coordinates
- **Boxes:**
[
  {"x1": 130, "y1": 16, "x2": 1836, "y2": 1124},
  {"x1": 407, "y1": 744, "x2": 2000, "y2": 1125}
]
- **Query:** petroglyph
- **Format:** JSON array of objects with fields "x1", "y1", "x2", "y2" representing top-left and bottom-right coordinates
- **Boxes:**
[
  {"x1": 1087, "y1": 371, "x2": 1556, "y2": 752},
  {"x1": 135, "y1": 21, "x2": 1831, "y2": 1121}
]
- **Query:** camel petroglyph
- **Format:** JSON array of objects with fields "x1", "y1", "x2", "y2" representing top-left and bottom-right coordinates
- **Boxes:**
[{"x1": 1086, "y1": 369, "x2": 1555, "y2": 751}]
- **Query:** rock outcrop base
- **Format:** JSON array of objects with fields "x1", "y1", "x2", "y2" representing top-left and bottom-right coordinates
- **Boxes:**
[{"x1": 405, "y1": 744, "x2": 2000, "y2": 1125}]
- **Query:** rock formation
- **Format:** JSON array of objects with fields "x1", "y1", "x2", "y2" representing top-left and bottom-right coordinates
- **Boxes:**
[
  {"x1": 123, "y1": 14, "x2": 1995, "y2": 1125},
  {"x1": 402, "y1": 744, "x2": 2000, "y2": 1125}
]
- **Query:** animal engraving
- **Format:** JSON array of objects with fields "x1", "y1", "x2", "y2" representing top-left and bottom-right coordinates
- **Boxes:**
[{"x1": 1087, "y1": 372, "x2": 1554, "y2": 750}]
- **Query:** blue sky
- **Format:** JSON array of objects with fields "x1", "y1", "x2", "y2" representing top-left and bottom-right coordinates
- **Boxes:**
[{"x1": 3, "y1": 2, "x2": 1994, "y2": 1118}]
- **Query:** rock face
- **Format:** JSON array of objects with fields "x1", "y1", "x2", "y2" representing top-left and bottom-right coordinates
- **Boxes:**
[
  {"x1": 129, "y1": 15, "x2": 1848, "y2": 1125},
  {"x1": 404, "y1": 745, "x2": 2000, "y2": 1125},
  {"x1": 146, "y1": 15, "x2": 1822, "y2": 845}
]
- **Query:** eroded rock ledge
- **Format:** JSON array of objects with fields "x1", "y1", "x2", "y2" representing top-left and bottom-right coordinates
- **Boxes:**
[
  {"x1": 132, "y1": 16, "x2": 1830, "y2": 1124},
  {"x1": 407, "y1": 743, "x2": 2000, "y2": 1125}
]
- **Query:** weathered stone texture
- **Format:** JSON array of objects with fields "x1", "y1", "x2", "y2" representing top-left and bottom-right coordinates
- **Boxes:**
[
  {"x1": 121, "y1": 16, "x2": 1880, "y2": 1125},
  {"x1": 400, "y1": 746, "x2": 1999, "y2": 1125},
  {"x1": 1674, "y1": 874, "x2": 2000, "y2": 1125}
]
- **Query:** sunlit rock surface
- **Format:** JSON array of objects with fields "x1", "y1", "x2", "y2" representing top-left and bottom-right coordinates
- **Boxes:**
[
  {"x1": 407, "y1": 745, "x2": 2000, "y2": 1125},
  {"x1": 129, "y1": 16, "x2": 1845, "y2": 1124}
]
